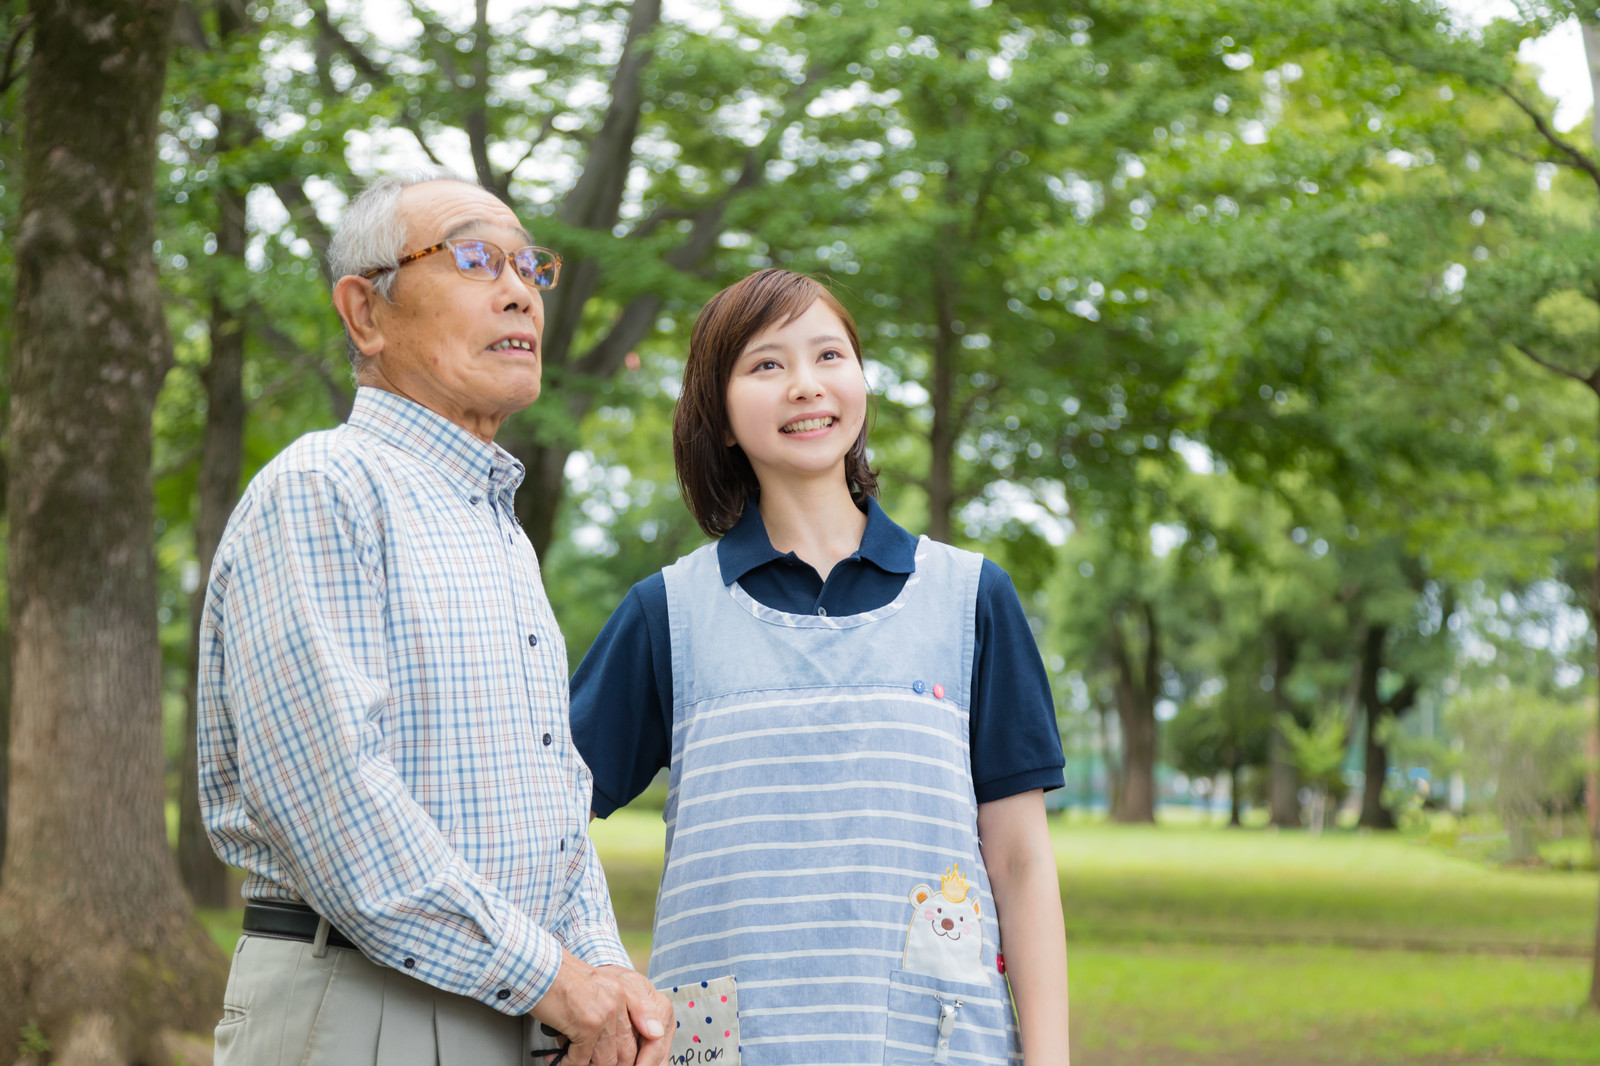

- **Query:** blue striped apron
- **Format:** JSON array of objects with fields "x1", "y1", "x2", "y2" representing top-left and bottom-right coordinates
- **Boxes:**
[{"x1": 655, "y1": 537, "x2": 1022, "y2": 1066}]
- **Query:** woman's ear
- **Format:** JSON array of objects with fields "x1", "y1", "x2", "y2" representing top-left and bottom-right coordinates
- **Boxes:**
[{"x1": 333, "y1": 275, "x2": 386, "y2": 363}]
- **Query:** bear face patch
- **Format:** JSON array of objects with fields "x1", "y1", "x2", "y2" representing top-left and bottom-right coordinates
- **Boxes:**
[{"x1": 901, "y1": 863, "x2": 989, "y2": 986}]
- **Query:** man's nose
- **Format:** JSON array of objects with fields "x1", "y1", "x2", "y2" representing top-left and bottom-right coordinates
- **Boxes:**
[{"x1": 492, "y1": 262, "x2": 534, "y2": 314}]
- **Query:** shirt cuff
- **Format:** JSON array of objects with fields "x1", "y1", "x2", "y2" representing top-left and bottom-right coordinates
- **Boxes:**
[
  {"x1": 563, "y1": 920, "x2": 635, "y2": 970},
  {"x1": 974, "y1": 767, "x2": 1066, "y2": 806},
  {"x1": 468, "y1": 915, "x2": 565, "y2": 1015}
]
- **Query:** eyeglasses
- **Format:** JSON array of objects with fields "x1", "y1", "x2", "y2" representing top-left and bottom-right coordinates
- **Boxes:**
[{"x1": 360, "y1": 238, "x2": 562, "y2": 289}]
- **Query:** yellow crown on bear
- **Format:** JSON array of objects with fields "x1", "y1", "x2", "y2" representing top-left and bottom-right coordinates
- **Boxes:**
[{"x1": 940, "y1": 864, "x2": 970, "y2": 903}]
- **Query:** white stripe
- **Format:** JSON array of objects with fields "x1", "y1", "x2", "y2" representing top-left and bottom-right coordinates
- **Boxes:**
[
  {"x1": 669, "y1": 835, "x2": 975, "y2": 866},
  {"x1": 884, "y1": 1040, "x2": 1010, "y2": 1065},
  {"x1": 735, "y1": 975, "x2": 889, "y2": 991},
  {"x1": 658, "y1": 863, "x2": 957, "y2": 901},
  {"x1": 682, "y1": 718, "x2": 962, "y2": 755},
  {"x1": 742, "y1": 1004, "x2": 890, "y2": 1017},
  {"x1": 673, "y1": 690, "x2": 965, "y2": 735},
  {"x1": 672, "y1": 779, "x2": 972, "y2": 818},
  {"x1": 679, "y1": 749, "x2": 965, "y2": 782},
  {"x1": 886, "y1": 1009, "x2": 1010, "y2": 1037},
  {"x1": 653, "y1": 889, "x2": 909, "y2": 928},
  {"x1": 652, "y1": 946, "x2": 901, "y2": 984},
  {"x1": 653, "y1": 918, "x2": 905, "y2": 954},
  {"x1": 742, "y1": 1033, "x2": 885, "y2": 1046},
  {"x1": 671, "y1": 808, "x2": 974, "y2": 840}
]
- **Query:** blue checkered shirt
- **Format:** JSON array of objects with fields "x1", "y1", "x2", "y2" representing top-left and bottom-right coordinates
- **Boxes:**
[{"x1": 197, "y1": 387, "x2": 631, "y2": 1014}]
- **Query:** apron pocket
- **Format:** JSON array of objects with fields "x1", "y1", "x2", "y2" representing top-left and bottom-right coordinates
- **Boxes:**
[
  {"x1": 883, "y1": 968, "x2": 1011, "y2": 1066},
  {"x1": 667, "y1": 975, "x2": 741, "y2": 1064}
]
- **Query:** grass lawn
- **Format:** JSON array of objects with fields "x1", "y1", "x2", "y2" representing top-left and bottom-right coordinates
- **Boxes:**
[{"x1": 588, "y1": 807, "x2": 1600, "y2": 1065}]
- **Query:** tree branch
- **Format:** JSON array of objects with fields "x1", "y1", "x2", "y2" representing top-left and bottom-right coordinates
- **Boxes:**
[
  {"x1": 1513, "y1": 342, "x2": 1600, "y2": 391},
  {"x1": 308, "y1": 1, "x2": 446, "y2": 168},
  {"x1": 0, "y1": 13, "x2": 33, "y2": 94},
  {"x1": 1499, "y1": 84, "x2": 1600, "y2": 193}
]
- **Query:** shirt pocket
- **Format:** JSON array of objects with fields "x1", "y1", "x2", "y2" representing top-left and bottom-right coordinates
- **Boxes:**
[{"x1": 883, "y1": 968, "x2": 1012, "y2": 1066}]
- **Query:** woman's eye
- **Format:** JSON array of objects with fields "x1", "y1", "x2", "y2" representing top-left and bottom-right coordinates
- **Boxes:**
[{"x1": 820, "y1": 348, "x2": 845, "y2": 361}]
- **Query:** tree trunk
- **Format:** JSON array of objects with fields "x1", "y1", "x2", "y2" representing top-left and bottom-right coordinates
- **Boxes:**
[
  {"x1": 1095, "y1": 700, "x2": 1122, "y2": 820},
  {"x1": 926, "y1": 246, "x2": 959, "y2": 544},
  {"x1": 178, "y1": 6, "x2": 251, "y2": 907},
  {"x1": 1356, "y1": 624, "x2": 1394, "y2": 829},
  {"x1": 1268, "y1": 629, "x2": 1301, "y2": 828},
  {"x1": 1108, "y1": 604, "x2": 1158, "y2": 823},
  {"x1": 1228, "y1": 762, "x2": 1242, "y2": 827},
  {"x1": 0, "y1": 0, "x2": 228, "y2": 1055}
]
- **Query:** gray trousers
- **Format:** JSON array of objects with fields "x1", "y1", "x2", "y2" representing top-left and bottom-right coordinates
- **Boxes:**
[{"x1": 214, "y1": 933, "x2": 558, "y2": 1066}]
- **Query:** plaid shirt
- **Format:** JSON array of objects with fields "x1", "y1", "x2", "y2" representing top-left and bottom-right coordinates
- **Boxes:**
[{"x1": 197, "y1": 387, "x2": 631, "y2": 1014}]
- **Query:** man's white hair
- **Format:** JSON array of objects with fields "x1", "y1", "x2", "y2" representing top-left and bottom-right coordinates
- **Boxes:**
[{"x1": 327, "y1": 165, "x2": 475, "y2": 374}]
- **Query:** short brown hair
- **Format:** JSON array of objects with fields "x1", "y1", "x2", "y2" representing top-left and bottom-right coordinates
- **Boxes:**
[{"x1": 674, "y1": 268, "x2": 878, "y2": 538}]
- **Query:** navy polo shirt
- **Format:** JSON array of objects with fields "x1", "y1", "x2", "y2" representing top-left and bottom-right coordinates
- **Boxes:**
[{"x1": 569, "y1": 497, "x2": 1066, "y2": 818}]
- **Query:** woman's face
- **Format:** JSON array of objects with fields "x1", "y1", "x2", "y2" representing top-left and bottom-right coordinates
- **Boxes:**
[{"x1": 723, "y1": 298, "x2": 868, "y2": 492}]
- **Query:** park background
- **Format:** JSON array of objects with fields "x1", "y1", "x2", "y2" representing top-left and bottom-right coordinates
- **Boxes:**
[{"x1": 1, "y1": 0, "x2": 1600, "y2": 1062}]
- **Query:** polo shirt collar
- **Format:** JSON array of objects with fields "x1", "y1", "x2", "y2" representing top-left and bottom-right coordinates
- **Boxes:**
[
  {"x1": 717, "y1": 496, "x2": 917, "y2": 586},
  {"x1": 347, "y1": 386, "x2": 524, "y2": 499}
]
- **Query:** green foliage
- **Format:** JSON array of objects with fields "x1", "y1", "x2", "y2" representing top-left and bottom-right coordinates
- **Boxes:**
[{"x1": 1447, "y1": 684, "x2": 1593, "y2": 861}]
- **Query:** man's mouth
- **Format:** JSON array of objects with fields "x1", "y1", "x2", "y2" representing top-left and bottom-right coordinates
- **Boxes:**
[
  {"x1": 781, "y1": 416, "x2": 835, "y2": 434},
  {"x1": 487, "y1": 337, "x2": 536, "y2": 352}
]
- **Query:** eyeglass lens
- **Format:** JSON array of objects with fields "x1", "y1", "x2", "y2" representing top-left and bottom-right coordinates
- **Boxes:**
[{"x1": 447, "y1": 240, "x2": 558, "y2": 289}]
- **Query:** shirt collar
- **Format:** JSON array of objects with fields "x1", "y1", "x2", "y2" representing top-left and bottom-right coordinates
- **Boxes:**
[
  {"x1": 716, "y1": 496, "x2": 917, "y2": 586},
  {"x1": 346, "y1": 387, "x2": 524, "y2": 499}
]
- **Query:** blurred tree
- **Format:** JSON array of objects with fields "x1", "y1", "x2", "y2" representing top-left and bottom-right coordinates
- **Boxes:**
[
  {"x1": 1448, "y1": 684, "x2": 1591, "y2": 861},
  {"x1": 1279, "y1": 706, "x2": 1349, "y2": 835},
  {"x1": 0, "y1": 0, "x2": 227, "y2": 1055}
]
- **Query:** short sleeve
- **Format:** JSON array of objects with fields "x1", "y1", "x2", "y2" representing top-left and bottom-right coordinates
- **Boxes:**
[
  {"x1": 569, "y1": 575, "x2": 673, "y2": 817},
  {"x1": 970, "y1": 559, "x2": 1066, "y2": 804}
]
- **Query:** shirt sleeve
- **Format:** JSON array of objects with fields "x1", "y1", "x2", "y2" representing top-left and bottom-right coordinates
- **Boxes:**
[
  {"x1": 546, "y1": 827, "x2": 635, "y2": 969},
  {"x1": 569, "y1": 575, "x2": 673, "y2": 818},
  {"x1": 213, "y1": 468, "x2": 569, "y2": 1013},
  {"x1": 971, "y1": 559, "x2": 1066, "y2": 804}
]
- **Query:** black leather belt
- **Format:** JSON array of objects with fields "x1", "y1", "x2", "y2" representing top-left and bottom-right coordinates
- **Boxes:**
[{"x1": 242, "y1": 900, "x2": 357, "y2": 952}]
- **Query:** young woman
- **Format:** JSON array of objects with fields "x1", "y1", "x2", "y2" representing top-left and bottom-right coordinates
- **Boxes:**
[{"x1": 570, "y1": 268, "x2": 1070, "y2": 1065}]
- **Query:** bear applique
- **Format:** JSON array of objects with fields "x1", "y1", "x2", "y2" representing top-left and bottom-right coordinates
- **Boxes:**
[{"x1": 901, "y1": 864, "x2": 988, "y2": 985}]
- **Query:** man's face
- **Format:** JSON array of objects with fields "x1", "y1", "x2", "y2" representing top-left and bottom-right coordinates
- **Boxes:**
[{"x1": 361, "y1": 181, "x2": 545, "y2": 441}]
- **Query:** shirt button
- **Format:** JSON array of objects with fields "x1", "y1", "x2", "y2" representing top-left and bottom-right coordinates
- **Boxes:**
[
  {"x1": 817, "y1": 606, "x2": 828, "y2": 617},
  {"x1": 559, "y1": 839, "x2": 566, "y2": 852},
  {"x1": 497, "y1": 988, "x2": 511, "y2": 1001},
  {"x1": 403, "y1": 957, "x2": 416, "y2": 969},
  {"x1": 527, "y1": 634, "x2": 538, "y2": 647},
  {"x1": 543, "y1": 733, "x2": 553, "y2": 746}
]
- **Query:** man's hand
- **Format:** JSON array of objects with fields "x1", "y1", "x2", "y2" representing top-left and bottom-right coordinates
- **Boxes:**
[
  {"x1": 530, "y1": 951, "x2": 671, "y2": 1066},
  {"x1": 600, "y1": 965, "x2": 674, "y2": 1066}
]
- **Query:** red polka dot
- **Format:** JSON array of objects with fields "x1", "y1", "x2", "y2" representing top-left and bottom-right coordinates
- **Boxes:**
[
  {"x1": 724, "y1": 1030, "x2": 731, "y2": 1038},
  {"x1": 932, "y1": 683, "x2": 945, "y2": 699},
  {"x1": 692, "y1": 1035, "x2": 700, "y2": 1043},
  {"x1": 720, "y1": 995, "x2": 727, "y2": 1002},
  {"x1": 687, "y1": 1001, "x2": 694, "y2": 1008}
]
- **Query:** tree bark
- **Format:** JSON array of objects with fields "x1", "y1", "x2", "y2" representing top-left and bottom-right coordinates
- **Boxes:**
[
  {"x1": 926, "y1": 248, "x2": 959, "y2": 544},
  {"x1": 1267, "y1": 628, "x2": 1301, "y2": 828},
  {"x1": 1356, "y1": 624, "x2": 1397, "y2": 830},
  {"x1": 0, "y1": 0, "x2": 228, "y2": 1055},
  {"x1": 1227, "y1": 762, "x2": 1242, "y2": 827},
  {"x1": 178, "y1": 0, "x2": 252, "y2": 908},
  {"x1": 1108, "y1": 602, "x2": 1158, "y2": 823}
]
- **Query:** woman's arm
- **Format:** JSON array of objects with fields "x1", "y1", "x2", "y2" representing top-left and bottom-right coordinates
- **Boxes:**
[{"x1": 978, "y1": 789, "x2": 1070, "y2": 1065}]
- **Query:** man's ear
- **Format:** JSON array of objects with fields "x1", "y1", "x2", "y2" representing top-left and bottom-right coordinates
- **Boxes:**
[{"x1": 332, "y1": 275, "x2": 386, "y2": 360}]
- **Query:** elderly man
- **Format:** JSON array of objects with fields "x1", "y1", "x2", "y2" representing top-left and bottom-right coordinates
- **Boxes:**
[{"x1": 197, "y1": 167, "x2": 672, "y2": 1066}]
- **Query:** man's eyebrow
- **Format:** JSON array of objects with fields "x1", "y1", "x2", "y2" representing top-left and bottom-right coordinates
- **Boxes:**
[
  {"x1": 443, "y1": 219, "x2": 534, "y2": 245},
  {"x1": 744, "y1": 334, "x2": 848, "y2": 356}
]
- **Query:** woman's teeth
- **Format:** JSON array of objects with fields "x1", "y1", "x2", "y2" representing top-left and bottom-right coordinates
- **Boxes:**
[
  {"x1": 782, "y1": 417, "x2": 834, "y2": 434},
  {"x1": 488, "y1": 338, "x2": 534, "y2": 351}
]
